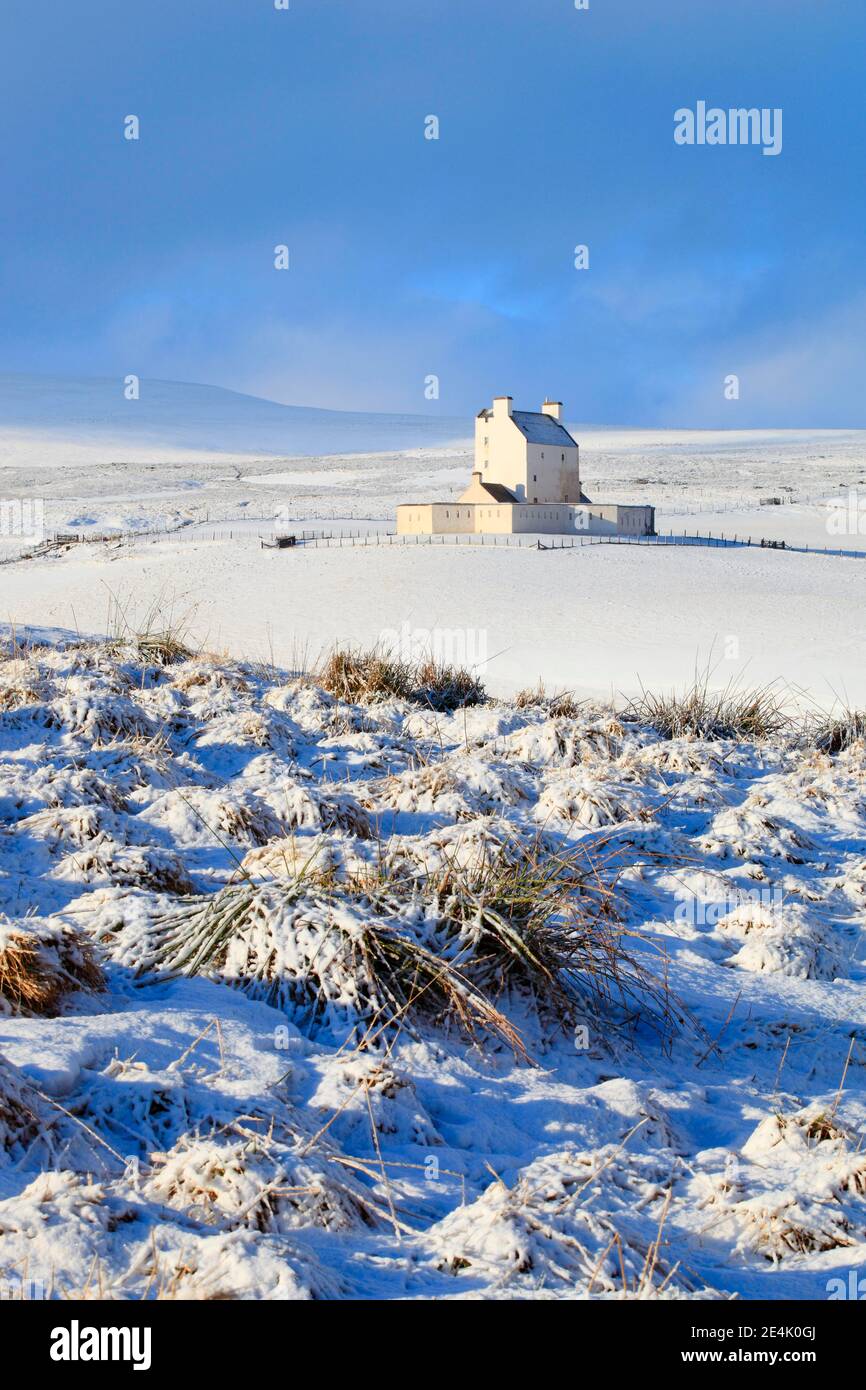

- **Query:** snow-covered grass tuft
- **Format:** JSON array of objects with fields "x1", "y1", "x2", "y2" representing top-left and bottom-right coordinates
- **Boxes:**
[
  {"x1": 147, "y1": 1124, "x2": 384, "y2": 1234},
  {"x1": 514, "y1": 681, "x2": 585, "y2": 720},
  {"x1": 627, "y1": 671, "x2": 790, "y2": 741},
  {"x1": 430, "y1": 1146, "x2": 717, "y2": 1298},
  {"x1": 724, "y1": 1107, "x2": 866, "y2": 1262},
  {"x1": 813, "y1": 705, "x2": 866, "y2": 754},
  {"x1": 0, "y1": 1054, "x2": 45, "y2": 1157},
  {"x1": 717, "y1": 902, "x2": 841, "y2": 980},
  {"x1": 104, "y1": 591, "x2": 197, "y2": 667},
  {"x1": 317, "y1": 643, "x2": 485, "y2": 711},
  {"x1": 135, "y1": 875, "x2": 528, "y2": 1055},
  {"x1": 134, "y1": 838, "x2": 681, "y2": 1053},
  {"x1": 0, "y1": 921, "x2": 103, "y2": 1016}
]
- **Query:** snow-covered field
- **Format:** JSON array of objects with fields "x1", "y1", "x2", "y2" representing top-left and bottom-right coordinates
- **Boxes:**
[
  {"x1": 2, "y1": 374, "x2": 865, "y2": 540},
  {"x1": 2, "y1": 636, "x2": 866, "y2": 1300},
  {"x1": 3, "y1": 540, "x2": 866, "y2": 708},
  {"x1": 2, "y1": 374, "x2": 866, "y2": 706},
  {"x1": 2, "y1": 376, "x2": 866, "y2": 1302}
]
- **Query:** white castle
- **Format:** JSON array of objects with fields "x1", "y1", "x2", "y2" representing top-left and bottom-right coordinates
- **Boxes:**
[{"x1": 397, "y1": 395, "x2": 654, "y2": 537}]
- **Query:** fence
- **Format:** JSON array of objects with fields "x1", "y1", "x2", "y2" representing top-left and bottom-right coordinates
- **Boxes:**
[
  {"x1": 260, "y1": 530, "x2": 866, "y2": 558},
  {"x1": 5, "y1": 521, "x2": 866, "y2": 564},
  {"x1": 652, "y1": 492, "x2": 819, "y2": 517}
]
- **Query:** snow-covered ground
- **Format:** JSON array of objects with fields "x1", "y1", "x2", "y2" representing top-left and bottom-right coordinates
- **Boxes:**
[
  {"x1": 2, "y1": 637, "x2": 866, "y2": 1300},
  {"x1": 2, "y1": 376, "x2": 866, "y2": 1301},
  {"x1": 2, "y1": 374, "x2": 865, "y2": 542},
  {"x1": 2, "y1": 539, "x2": 866, "y2": 707},
  {"x1": 2, "y1": 374, "x2": 866, "y2": 706}
]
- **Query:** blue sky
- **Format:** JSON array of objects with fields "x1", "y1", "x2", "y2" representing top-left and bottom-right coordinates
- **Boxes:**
[{"x1": 2, "y1": 0, "x2": 864, "y2": 424}]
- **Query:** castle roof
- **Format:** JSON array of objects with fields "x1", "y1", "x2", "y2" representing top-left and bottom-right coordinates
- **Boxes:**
[
  {"x1": 510, "y1": 411, "x2": 577, "y2": 447},
  {"x1": 478, "y1": 481, "x2": 518, "y2": 503}
]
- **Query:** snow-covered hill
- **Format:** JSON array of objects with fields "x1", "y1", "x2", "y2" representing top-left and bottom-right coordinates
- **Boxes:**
[{"x1": 0, "y1": 374, "x2": 470, "y2": 466}]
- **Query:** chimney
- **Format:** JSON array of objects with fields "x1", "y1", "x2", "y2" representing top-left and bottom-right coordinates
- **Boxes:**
[
  {"x1": 492, "y1": 395, "x2": 513, "y2": 419},
  {"x1": 542, "y1": 399, "x2": 562, "y2": 422}
]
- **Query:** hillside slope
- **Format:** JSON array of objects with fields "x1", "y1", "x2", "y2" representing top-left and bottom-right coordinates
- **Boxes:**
[{"x1": 0, "y1": 374, "x2": 470, "y2": 466}]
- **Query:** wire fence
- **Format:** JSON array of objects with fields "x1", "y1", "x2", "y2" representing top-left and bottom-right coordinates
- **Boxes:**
[
  {"x1": 258, "y1": 529, "x2": 866, "y2": 559},
  {"x1": 5, "y1": 521, "x2": 866, "y2": 564},
  {"x1": 654, "y1": 493, "x2": 815, "y2": 516}
]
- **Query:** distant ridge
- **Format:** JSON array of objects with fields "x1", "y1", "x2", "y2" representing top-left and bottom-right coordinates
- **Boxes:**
[{"x1": 0, "y1": 374, "x2": 471, "y2": 464}]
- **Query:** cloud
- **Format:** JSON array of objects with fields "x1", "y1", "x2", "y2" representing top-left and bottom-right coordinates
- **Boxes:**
[{"x1": 666, "y1": 292, "x2": 866, "y2": 427}]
